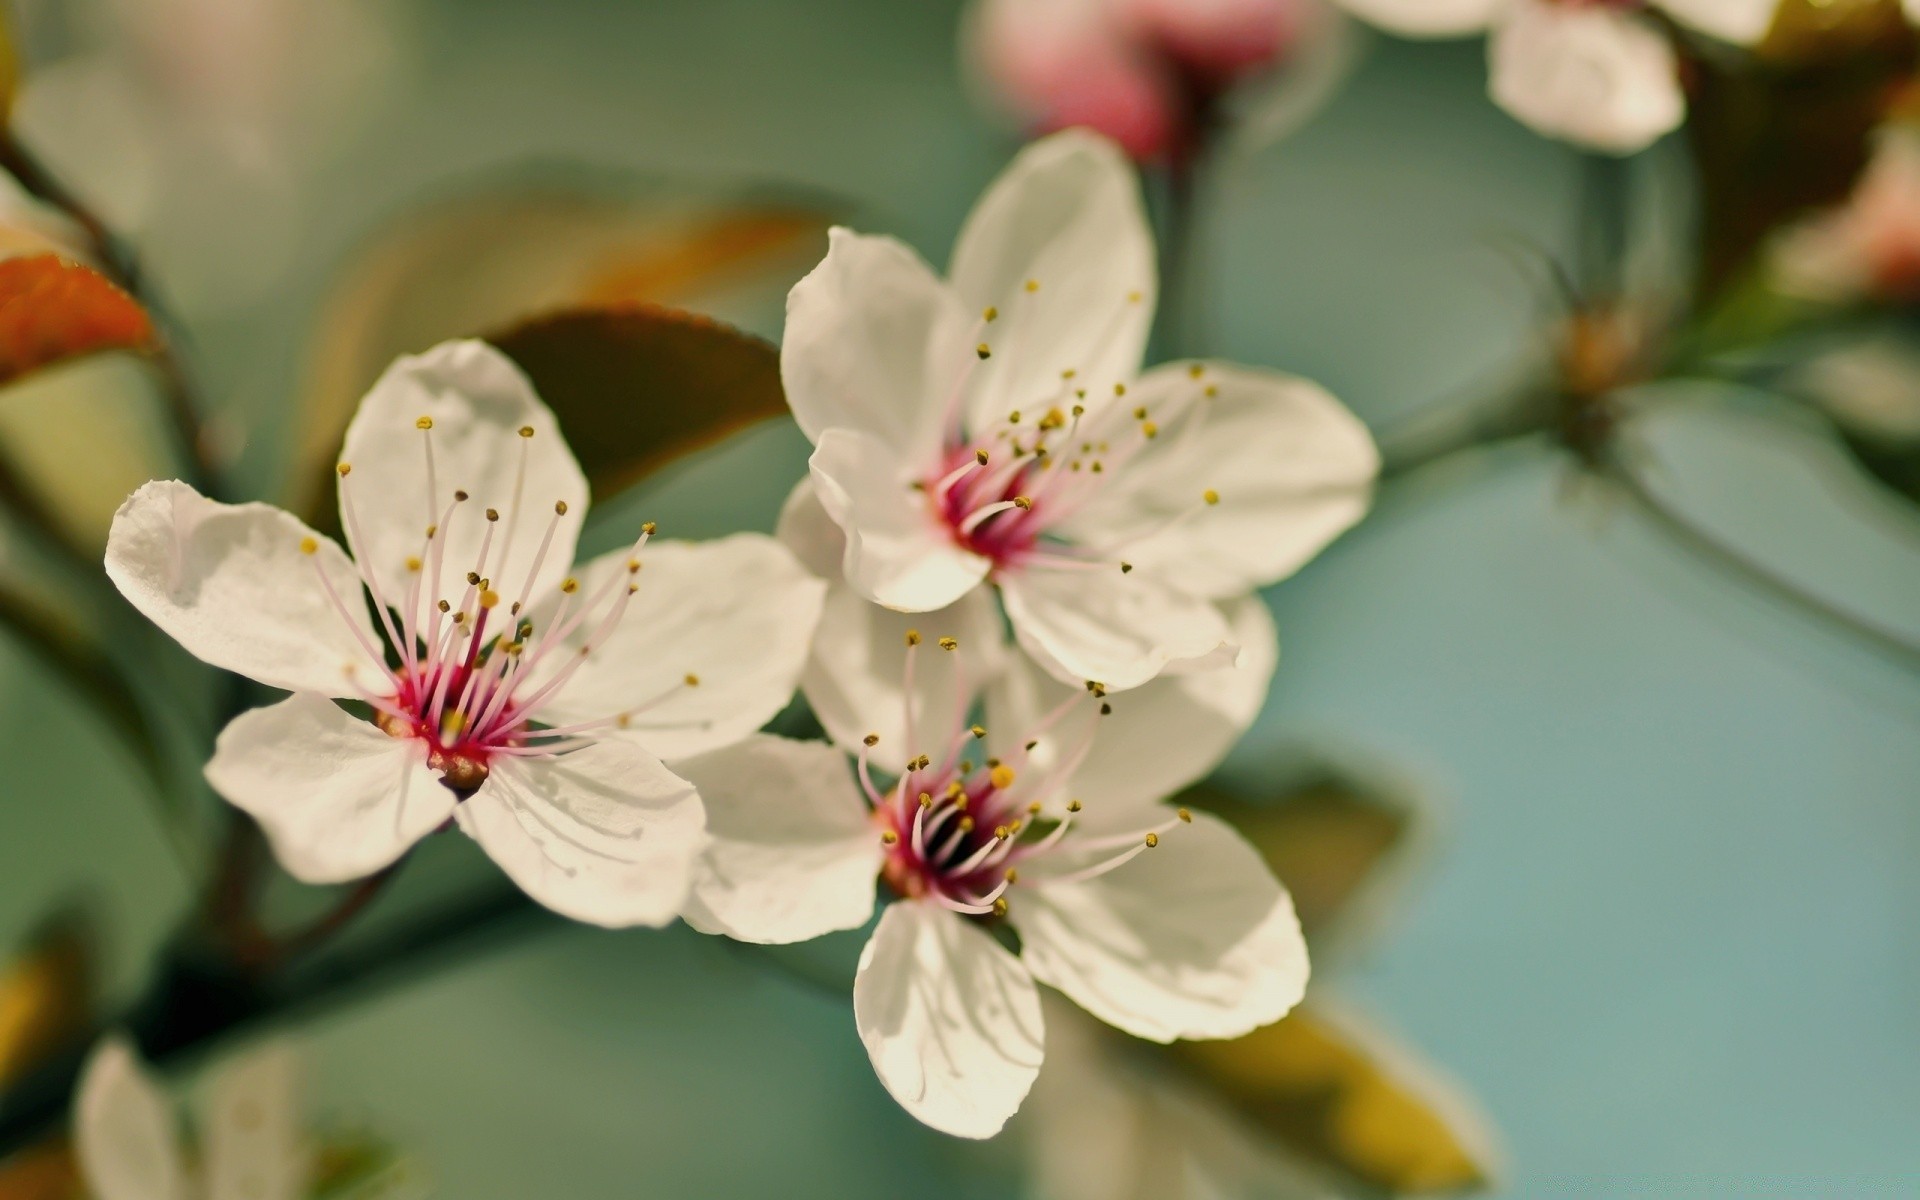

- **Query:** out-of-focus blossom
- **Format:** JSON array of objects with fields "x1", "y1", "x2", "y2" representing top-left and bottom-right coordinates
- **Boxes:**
[
  {"x1": 961, "y1": 0, "x2": 1353, "y2": 163},
  {"x1": 1790, "y1": 328, "x2": 1920, "y2": 447},
  {"x1": 1334, "y1": 0, "x2": 1778, "y2": 154},
  {"x1": 104, "y1": 339, "x2": 825, "y2": 928},
  {"x1": 77, "y1": 1037, "x2": 309, "y2": 1200},
  {"x1": 1773, "y1": 127, "x2": 1920, "y2": 306},
  {"x1": 678, "y1": 619, "x2": 1307, "y2": 1138},
  {"x1": 781, "y1": 130, "x2": 1376, "y2": 694},
  {"x1": 11, "y1": 0, "x2": 400, "y2": 310}
]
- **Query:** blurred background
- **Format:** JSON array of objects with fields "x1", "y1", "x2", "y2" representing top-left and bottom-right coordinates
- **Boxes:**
[{"x1": 0, "y1": 0, "x2": 1917, "y2": 1195}]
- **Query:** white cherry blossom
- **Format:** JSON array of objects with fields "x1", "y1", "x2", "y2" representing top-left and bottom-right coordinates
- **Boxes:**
[
  {"x1": 1333, "y1": 0, "x2": 1779, "y2": 154},
  {"x1": 1773, "y1": 126, "x2": 1920, "y2": 306},
  {"x1": 105, "y1": 339, "x2": 824, "y2": 927},
  {"x1": 76, "y1": 1037, "x2": 309, "y2": 1200},
  {"x1": 678, "y1": 628, "x2": 1308, "y2": 1139},
  {"x1": 781, "y1": 129, "x2": 1375, "y2": 693}
]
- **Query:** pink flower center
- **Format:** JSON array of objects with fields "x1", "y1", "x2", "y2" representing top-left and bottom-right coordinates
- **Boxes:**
[{"x1": 857, "y1": 635, "x2": 1183, "y2": 920}]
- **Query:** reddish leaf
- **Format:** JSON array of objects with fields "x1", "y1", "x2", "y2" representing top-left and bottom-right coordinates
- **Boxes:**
[{"x1": 0, "y1": 255, "x2": 153, "y2": 386}]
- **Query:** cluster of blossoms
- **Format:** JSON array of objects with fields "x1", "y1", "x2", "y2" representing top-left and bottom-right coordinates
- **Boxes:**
[{"x1": 102, "y1": 129, "x2": 1378, "y2": 1137}]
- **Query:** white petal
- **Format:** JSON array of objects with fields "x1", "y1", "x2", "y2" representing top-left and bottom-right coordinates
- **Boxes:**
[
  {"x1": 780, "y1": 476, "x2": 1008, "y2": 769},
  {"x1": 1000, "y1": 564, "x2": 1236, "y2": 691},
  {"x1": 676, "y1": 734, "x2": 881, "y2": 943},
  {"x1": 1333, "y1": 0, "x2": 1502, "y2": 36},
  {"x1": 456, "y1": 740, "x2": 705, "y2": 928},
  {"x1": 1909, "y1": 0, "x2": 1920, "y2": 26},
  {"x1": 533, "y1": 534, "x2": 825, "y2": 761},
  {"x1": 204, "y1": 1042, "x2": 306, "y2": 1200},
  {"x1": 205, "y1": 694, "x2": 453, "y2": 884},
  {"x1": 105, "y1": 480, "x2": 380, "y2": 697},
  {"x1": 1656, "y1": 0, "x2": 1776, "y2": 46},
  {"x1": 75, "y1": 1038, "x2": 187, "y2": 1200},
  {"x1": 1017, "y1": 810, "x2": 1308, "y2": 1042},
  {"x1": 948, "y1": 130, "x2": 1155, "y2": 432},
  {"x1": 774, "y1": 476, "x2": 844, "y2": 579},
  {"x1": 804, "y1": 584, "x2": 1008, "y2": 772},
  {"x1": 1059, "y1": 362, "x2": 1377, "y2": 599},
  {"x1": 338, "y1": 339, "x2": 588, "y2": 620},
  {"x1": 782, "y1": 228, "x2": 973, "y2": 462},
  {"x1": 853, "y1": 902, "x2": 1046, "y2": 1138},
  {"x1": 1488, "y1": 1, "x2": 1683, "y2": 156},
  {"x1": 987, "y1": 595, "x2": 1275, "y2": 810},
  {"x1": 811, "y1": 427, "x2": 992, "y2": 611}
]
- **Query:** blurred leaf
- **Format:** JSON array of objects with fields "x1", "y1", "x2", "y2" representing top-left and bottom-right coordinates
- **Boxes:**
[
  {"x1": 486, "y1": 303, "x2": 788, "y2": 503},
  {"x1": 1167, "y1": 1005, "x2": 1493, "y2": 1195},
  {"x1": 0, "y1": 255, "x2": 152, "y2": 388},
  {"x1": 0, "y1": 1142, "x2": 77, "y2": 1200},
  {"x1": 1181, "y1": 776, "x2": 1411, "y2": 941},
  {"x1": 0, "y1": 914, "x2": 91, "y2": 1091},
  {"x1": 1686, "y1": 3, "x2": 1916, "y2": 301},
  {"x1": 291, "y1": 174, "x2": 833, "y2": 519}
]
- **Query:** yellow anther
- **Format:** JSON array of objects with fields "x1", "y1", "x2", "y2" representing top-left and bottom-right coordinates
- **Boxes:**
[
  {"x1": 298, "y1": 536, "x2": 318, "y2": 556},
  {"x1": 994, "y1": 825, "x2": 1010, "y2": 840},
  {"x1": 336, "y1": 463, "x2": 352, "y2": 477},
  {"x1": 1067, "y1": 799, "x2": 1082, "y2": 812},
  {"x1": 863, "y1": 733, "x2": 880, "y2": 747},
  {"x1": 616, "y1": 712, "x2": 633, "y2": 728},
  {"x1": 1027, "y1": 801, "x2": 1043, "y2": 815},
  {"x1": 1091, "y1": 461, "x2": 1104, "y2": 473},
  {"x1": 1071, "y1": 404, "x2": 1085, "y2": 417},
  {"x1": 425, "y1": 524, "x2": 438, "y2": 538},
  {"x1": 1024, "y1": 740, "x2": 1039, "y2": 751},
  {"x1": 453, "y1": 611, "x2": 468, "y2": 625},
  {"x1": 970, "y1": 724, "x2": 987, "y2": 740},
  {"x1": 1132, "y1": 405, "x2": 1147, "y2": 420},
  {"x1": 1144, "y1": 832, "x2": 1160, "y2": 848},
  {"x1": 1177, "y1": 808, "x2": 1192, "y2": 823},
  {"x1": 1203, "y1": 489, "x2": 1220, "y2": 505},
  {"x1": 518, "y1": 425, "x2": 535, "y2": 438},
  {"x1": 1188, "y1": 363, "x2": 1205, "y2": 379},
  {"x1": 1062, "y1": 368, "x2": 1077, "y2": 379},
  {"x1": 881, "y1": 830, "x2": 899, "y2": 846},
  {"x1": 976, "y1": 343, "x2": 992, "y2": 360},
  {"x1": 1120, "y1": 561, "x2": 1133, "y2": 574},
  {"x1": 957, "y1": 816, "x2": 975, "y2": 833},
  {"x1": 485, "y1": 508, "x2": 500, "y2": 522},
  {"x1": 1008, "y1": 410, "x2": 1022, "y2": 424},
  {"x1": 437, "y1": 599, "x2": 451, "y2": 613},
  {"x1": 1039, "y1": 408, "x2": 1065, "y2": 430},
  {"x1": 627, "y1": 559, "x2": 642, "y2": 574},
  {"x1": 1024, "y1": 278, "x2": 1039, "y2": 293},
  {"x1": 989, "y1": 765, "x2": 1016, "y2": 790},
  {"x1": 417, "y1": 415, "x2": 434, "y2": 430},
  {"x1": 992, "y1": 897, "x2": 1009, "y2": 917},
  {"x1": 561, "y1": 578, "x2": 579, "y2": 594},
  {"x1": 642, "y1": 521, "x2": 658, "y2": 535},
  {"x1": 684, "y1": 673, "x2": 700, "y2": 687},
  {"x1": 1100, "y1": 702, "x2": 1112, "y2": 715},
  {"x1": 555, "y1": 500, "x2": 568, "y2": 515},
  {"x1": 905, "y1": 629, "x2": 922, "y2": 647},
  {"x1": 1085, "y1": 680, "x2": 1107, "y2": 697},
  {"x1": 919, "y1": 792, "x2": 933, "y2": 808},
  {"x1": 983, "y1": 305, "x2": 998, "y2": 322},
  {"x1": 1141, "y1": 421, "x2": 1158, "y2": 439},
  {"x1": 975, "y1": 448, "x2": 990, "y2": 465},
  {"x1": 1005, "y1": 868, "x2": 1019, "y2": 883},
  {"x1": 466, "y1": 571, "x2": 482, "y2": 586},
  {"x1": 1205, "y1": 385, "x2": 1219, "y2": 398},
  {"x1": 945, "y1": 780, "x2": 965, "y2": 798},
  {"x1": 406, "y1": 556, "x2": 422, "y2": 572},
  {"x1": 1012, "y1": 496, "x2": 1032, "y2": 510},
  {"x1": 939, "y1": 637, "x2": 958, "y2": 651},
  {"x1": 479, "y1": 590, "x2": 500, "y2": 610},
  {"x1": 1127, "y1": 289, "x2": 1143, "y2": 303}
]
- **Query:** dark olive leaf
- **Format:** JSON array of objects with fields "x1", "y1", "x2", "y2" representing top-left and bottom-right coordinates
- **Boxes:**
[
  {"x1": 486, "y1": 302, "x2": 788, "y2": 503},
  {"x1": 1165, "y1": 1005, "x2": 1495, "y2": 1196}
]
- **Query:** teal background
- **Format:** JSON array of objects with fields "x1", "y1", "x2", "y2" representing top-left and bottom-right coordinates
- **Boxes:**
[{"x1": 2, "y1": 0, "x2": 1918, "y2": 1194}]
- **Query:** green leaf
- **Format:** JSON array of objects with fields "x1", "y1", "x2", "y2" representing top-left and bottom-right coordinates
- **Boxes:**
[{"x1": 485, "y1": 303, "x2": 788, "y2": 504}]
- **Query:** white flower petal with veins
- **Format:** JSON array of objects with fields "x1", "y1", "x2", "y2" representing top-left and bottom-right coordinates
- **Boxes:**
[
  {"x1": 1488, "y1": 1, "x2": 1683, "y2": 157},
  {"x1": 854, "y1": 902, "x2": 1046, "y2": 1139},
  {"x1": 75, "y1": 1039, "x2": 187, "y2": 1200},
  {"x1": 1001, "y1": 563, "x2": 1238, "y2": 691}
]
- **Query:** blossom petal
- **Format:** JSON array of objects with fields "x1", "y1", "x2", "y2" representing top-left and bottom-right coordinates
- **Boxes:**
[
  {"x1": 811, "y1": 427, "x2": 992, "y2": 611},
  {"x1": 205, "y1": 694, "x2": 453, "y2": 884},
  {"x1": 948, "y1": 130, "x2": 1155, "y2": 432},
  {"x1": 1333, "y1": 0, "x2": 1501, "y2": 36},
  {"x1": 782, "y1": 228, "x2": 973, "y2": 462},
  {"x1": 456, "y1": 740, "x2": 705, "y2": 928},
  {"x1": 75, "y1": 1038, "x2": 187, "y2": 1200},
  {"x1": 774, "y1": 476, "x2": 844, "y2": 578},
  {"x1": 853, "y1": 902, "x2": 1046, "y2": 1138},
  {"x1": 1058, "y1": 362, "x2": 1377, "y2": 598},
  {"x1": 1000, "y1": 563, "x2": 1236, "y2": 691},
  {"x1": 676, "y1": 734, "x2": 881, "y2": 943},
  {"x1": 1487, "y1": 1, "x2": 1682, "y2": 156},
  {"x1": 533, "y1": 534, "x2": 825, "y2": 761},
  {"x1": 1017, "y1": 809, "x2": 1308, "y2": 1042},
  {"x1": 204, "y1": 1042, "x2": 306, "y2": 1200},
  {"x1": 1656, "y1": 0, "x2": 1776, "y2": 47},
  {"x1": 105, "y1": 480, "x2": 381, "y2": 697},
  {"x1": 987, "y1": 595, "x2": 1275, "y2": 810},
  {"x1": 338, "y1": 339, "x2": 588, "y2": 622}
]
